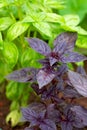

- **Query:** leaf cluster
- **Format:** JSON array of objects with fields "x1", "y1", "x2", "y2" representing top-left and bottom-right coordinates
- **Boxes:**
[{"x1": 6, "y1": 32, "x2": 87, "y2": 130}]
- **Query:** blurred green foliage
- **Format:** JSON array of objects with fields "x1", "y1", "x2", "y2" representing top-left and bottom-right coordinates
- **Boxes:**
[
  {"x1": 59, "y1": 0, "x2": 87, "y2": 21},
  {"x1": 0, "y1": 0, "x2": 87, "y2": 127}
]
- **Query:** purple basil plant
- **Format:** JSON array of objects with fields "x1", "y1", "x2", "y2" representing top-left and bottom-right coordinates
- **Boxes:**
[{"x1": 6, "y1": 32, "x2": 87, "y2": 130}]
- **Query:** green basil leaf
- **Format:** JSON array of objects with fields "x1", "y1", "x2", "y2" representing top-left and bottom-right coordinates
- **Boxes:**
[
  {"x1": 44, "y1": 13, "x2": 65, "y2": 23},
  {"x1": 21, "y1": 48, "x2": 43, "y2": 68},
  {"x1": 76, "y1": 35, "x2": 87, "y2": 48},
  {"x1": 6, "y1": 110, "x2": 21, "y2": 127},
  {"x1": 45, "y1": 0, "x2": 65, "y2": 9},
  {"x1": 0, "y1": 17, "x2": 14, "y2": 31},
  {"x1": 7, "y1": 22, "x2": 29, "y2": 41},
  {"x1": 6, "y1": 81, "x2": 25, "y2": 100},
  {"x1": 73, "y1": 26, "x2": 87, "y2": 35},
  {"x1": 63, "y1": 15, "x2": 80, "y2": 26},
  {"x1": 60, "y1": 24, "x2": 76, "y2": 31},
  {"x1": 60, "y1": 15, "x2": 82, "y2": 32},
  {"x1": 61, "y1": 24, "x2": 87, "y2": 35},
  {"x1": 22, "y1": 12, "x2": 46, "y2": 23},
  {"x1": 3, "y1": 42, "x2": 19, "y2": 68},
  {"x1": 6, "y1": 81, "x2": 18, "y2": 100},
  {"x1": 33, "y1": 22, "x2": 52, "y2": 37},
  {"x1": 22, "y1": 15, "x2": 35, "y2": 23}
]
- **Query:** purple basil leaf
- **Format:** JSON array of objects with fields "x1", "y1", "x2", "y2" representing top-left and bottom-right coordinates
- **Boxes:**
[
  {"x1": 41, "y1": 84, "x2": 63, "y2": 103},
  {"x1": 21, "y1": 103, "x2": 46, "y2": 122},
  {"x1": 49, "y1": 42, "x2": 67, "y2": 66},
  {"x1": 57, "y1": 64, "x2": 68, "y2": 76},
  {"x1": 21, "y1": 107, "x2": 38, "y2": 124},
  {"x1": 73, "y1": 115, "x2": 85, "y2": 128},
  {"x1": 36, "y1": 69, "x2": 56, "y2": 89},
  {"x1": 26, "y1": 103, "x2": 46, "y2": 113},
  {"x1": 21, "y1": 103, "x2": 57, "y2": 130},
  {"x1": 41, "y1": 79, "x2": 64, "y2": 103},
  {"x1": 61, "y1": 121, "x2": 73, "y2": 130},
  {"x1": 38, "y1": 58, "x2": 50, "y2": 66},
  {"x1": 68, "y1": 70, "x2": 87, "y2": 97},
  {"x1": 39, "y1": 119, "x2": 57, "y2": 130},
  {"x1": 53, "y1": 41, "x2": 67, "y2": 55},
  {"x1": 6, "y1": 68, "x2": 37, "y2": 82},
  {"x1": 49, "y1": 57, "x2": 58, "y2": 66},
  {"x1": 26, "y1": 38, "x2": 51, "y2": 56},
  {"x1": 63, "y1": 105, "x2": 73, "y2": 116},
  {"x1": 63, "y1": 86, "x2": 80, "y2": 98},
  {"x1": 41, "y1": 86, "x2": 55, "y2": 100},
  {"x1": 60, "y1": 107, "x2": 75, "y2": 130},
  {"x1": 62, "y1": 104, "x2": 84, "y2": 129},
  {"x1": 62, "y1": 52, "x2": 87, "y2": 63},
  {"x1": 77, "y1": 66, "x2": 86, "y2": 76},
  {"x1": 30, "y1": 111, "x2": 46, "y2": 127},
  {"x1": 71, "y1": 106, "x2": 87, "y2": 126},
  {"x1": 54, "y1": 32, "x2": 77, "y2": 52},
  {"x1": 21, "y1": 103, "x2": 47, "y2": 129},
  {"x1": 46, "y1": 104, "x2": 60, "y2": 123}
]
